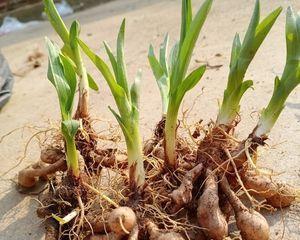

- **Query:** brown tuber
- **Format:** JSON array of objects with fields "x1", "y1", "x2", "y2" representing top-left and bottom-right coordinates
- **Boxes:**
[
  {"x1": 84, "y1": 210, "x2": 109, "y2": 233},
  {"x1": 242, "y1": 171, "x2": 296, "y2": 208},
  {"x1": 220, "y1": 176, "x2": 269, "y2": 240},
  {"x1": 128, "y1": 225, "x2": 139, "y2": 240},
  {"x1": 86, "y1": 207, "x2": 137, "y2": 240},
  {"x1": 146, "y1": 220, "x2": 184, "y2": 240},
  {"x1": 18, "y1": 159, "x2": 66, "y2": 188},
  {"x1": 40, "y1": 146, "x2": 65, "y2": 164},
  {"x1": 86, "y1": 233, "x2": 118, "y2": 240},
  {"x1": 169, "y1": 163, "x2": 203, "y2": 212},
  {"x1": 197, "y1": 169, "x2": 228, "y2": 240},
  {"x1": 108, "y1": 207, "x2": 137, "y2": 236}
]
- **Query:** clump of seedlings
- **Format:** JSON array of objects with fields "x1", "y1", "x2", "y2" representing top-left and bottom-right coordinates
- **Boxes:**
[
  {"x1": 79, "y1": 20, "x2": 146, "y2": 192},
  {"x1": 48, "y1": 0, "x2": 117, "y2": 174},
  {"x1": 145, "y1": 0, "x2": 210, "y2": 168},
  {"x1": 16, "y1": 0, "x2": 300, "y2": 239}
]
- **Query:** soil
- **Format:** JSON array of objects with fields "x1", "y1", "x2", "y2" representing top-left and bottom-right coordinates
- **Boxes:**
[{"x1": 0, "y1": 0, "x2": 300, "y2": 239}]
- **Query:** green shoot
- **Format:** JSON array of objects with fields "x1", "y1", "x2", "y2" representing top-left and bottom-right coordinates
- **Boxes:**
[
  {"x1": 149, "y1": 0, "x2": 212, "y2": 170},
  {"x1": 46, "y1": 38, "x2": 80, "y2": 177},
  {"x1": 148, "y1": 34, "x2": 170, "y2": 115},
  {"x1": 216, "y1": 0, "x2": 282, "y2": 127},
  {"x1": 43, "y1": 0, "x2": 99, "y2": 119},
  {"x1": 79, "y1": 20, "x2": 145, "y2": 190},
  {"x1": 253, "y1": 7, "x2": 300, "y2": 138}
]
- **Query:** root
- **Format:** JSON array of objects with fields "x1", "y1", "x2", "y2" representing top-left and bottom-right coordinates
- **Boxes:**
[
  {"x1": 242, "y1": 171, "x2": 296, "y2": 208},
  {"x1": 224, "y1": 149, "x2": 257, "y2": 206},
  {"x1": 13, "y1": 113, "x2": 296, "y2": 240},
  {"x1": 18, "y1": 159, "x2": 66, "y2": 188},
  {"x1": 146, "y1": 220, "x2": 185, "y2": 240},
  {"x1": 1, "y1": 126, "x2": 57, "y2": 177},
  {"x1": 83, "y1": 182, "x2": 119, "y2": 208},
  {"x1": 197, "y1": 169, "x2": 228, "y2": 240},
  {"x1": 219, "y1": 176, "x2": 270, "y2": 240},
  {"x1": 41, "y1": 146, "x2": 65, "y2": 164},
  {"x1": 169, "y1": 163, "x2": 203, "y2": 212},
  {"x1": 128, "y1": 225, "x2": 139, "y2": 240},
  {"x1": 84, "y1": 210, "x2": 109, "y2": 234},
  {"x1": 76, "y1": 195, "x2": 85, "y2": 235}
]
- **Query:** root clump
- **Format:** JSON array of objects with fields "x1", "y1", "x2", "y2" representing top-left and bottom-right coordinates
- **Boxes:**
[{"x1": 17, "y1": 120, "x2": 298, "y2": 240}]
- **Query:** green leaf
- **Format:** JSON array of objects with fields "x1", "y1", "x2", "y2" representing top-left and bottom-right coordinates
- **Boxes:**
[
  {"x1": 253, "y1": 7, "x2": 282, "y2": 53},
  {"x1": 218, "y1": 1, "x2": 281, "y2": 126},
  {"x1": 46, "y1": 39, "x2": 63, "y2": 85},
  {"x1": 238, "y1": 80, "x2": 253, "y2": 99},
  {"x1": 79, "y1": 40, "x2": 117, "y2": 92},
  {"x1": 130, "y1": 70, "x2": 141, "y2": 109},
  {"x1": 60, "y1": 54, "x2": 76, "y2": 94},
  {"x1": 44, "y1": 1, "x2": 97, "y2": 92},
  {"x1": 159, "y1": 34, "x2": 169, "y2": 75},
  {"x1": 274, "y1": 76, "x2": 280, "y2": 91},
  {"x1": 116, "y1": 19, "x2": 129, "y2": 97},
  {"x1": 239, "y1": 1, "x2": 281, "y2": 72},
  {"x1": 285, "y1": 7, "x2": 300, "y2": 64},
  {"x1": 229, "y1": 33, "x2": 241, "y2": 68},
  {"x1": 80, "y1": 20, "x2": 145, "y2": 187},
  {"x1": 168, "y1": 42, "x2": 179, "y2": 74},
  {"x1": 108, "y1": 106, "x2": 133, "y2": 144},
  {"x1": 43, "y1": 0, "x2": 69, "y2": 44},
  {"x1": 254, "y1": 7, "x2": 300, "y2": 137},
  {"x1": 175, "y1": 65, "x2": 206, "y2": 105},
  {"x1": 171, "y1": 0, "x2": 212, "y2": 92},
  {"x1": 104, "y1": 41, "x2": 118, "y2": 79},
  {"x1": 240, "y1": 0, "x2": 260, "y2": 54},
  {"x1": 61, "y1": 44, "x2": 75, "y2": 60},
  {"x1": 149, "y1": 42, "x2": 170, "y2": 114},
  {"x1": 59, "y1": 53, "x2": 77, "y2": 111},
  {"x1": 180, "y1": 0, "x2": 193, "y2": 46},
  {"x1": 69, "y1": 21, "x2": 80, "y2": 52},
  {"x1": 157, "y1": 75, "x2": 170, "y2": 114},
  {"x1": 87, "y1": 73, "x2": 99, "y2": 91},
  {"x1": 61, "y1": 120, "x2": 80, "y2": 140},
  {"x1": 79, "y1": 39, "x2": 131, "y2": 111},
  {"x1": 148, "y1": 45, "x2": 165, "y2": 80},
  {"x1": 46, "y1": 38, "x2": 74, "y2": 120}
]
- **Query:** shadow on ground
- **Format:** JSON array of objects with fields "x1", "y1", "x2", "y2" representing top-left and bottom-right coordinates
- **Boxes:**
[{"x1": 0, "y1": 182, "x2": 44, "y2": 240}]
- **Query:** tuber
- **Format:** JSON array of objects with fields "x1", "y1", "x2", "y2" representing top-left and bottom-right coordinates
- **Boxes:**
[
  {"x1": 197, "y1": 169, "x2": 228, "y2": 240},
  {"x1": 18, "y1": 159, "x2": 66, "y2": 188},
  {"x1": 40, "y1": 146, "x2": 65, "y2": 164},
  {"x1": 242, "y1": 171, "x2": 296, "y2": 208},
  {"x1": 169, "y1": 163, "x2": 203, "y2": 211},
  {"x1": 108, "y1": 207, "x2": 137, "y2": 236},
  {"x1": 220, "y1": 176, "x2": 269, "y2": 240},
  {"x1": 146, "y1": 220, "x2": 184, "y2": 240}
]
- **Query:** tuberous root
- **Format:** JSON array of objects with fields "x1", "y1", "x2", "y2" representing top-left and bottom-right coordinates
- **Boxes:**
[
  {"x1": 146, "y1": 220, "x2": 184, "y2": 240},
  {"x1": 169, "y1": 163, "x2": 203, "y2": 212},
  {"x1": 18, "y1": 158, "x2": 66, "y2": 188}
]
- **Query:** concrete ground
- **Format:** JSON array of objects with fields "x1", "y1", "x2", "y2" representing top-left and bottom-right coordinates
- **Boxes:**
[{"x1": 0, "y1": 0, "x2": 300, "y2": 239}]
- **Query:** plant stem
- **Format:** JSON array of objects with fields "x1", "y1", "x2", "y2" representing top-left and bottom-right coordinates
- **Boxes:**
[
  {"x1": 126, "y1": 125, "x2": 145, "y2": 191},
  {"x1": 65, "y1": 138, "x2": 80, "y2": 177},
  {"x1": 164, "y1": 104, "x2": 179, "y2": 170},
  {"x1": 74, "y1": 46, "x2": 89, "y2": 119},
  {"x1": 253, "y1": 83, "x2": 290, "y2": 138}
]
